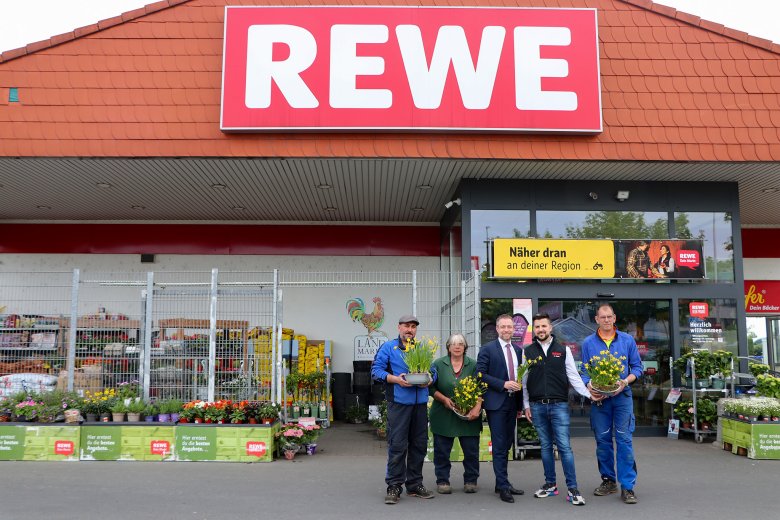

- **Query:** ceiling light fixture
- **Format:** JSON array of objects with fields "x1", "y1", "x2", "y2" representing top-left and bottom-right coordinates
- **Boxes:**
[
  {"x1": 324, "y1": 207, "x2": 337, "y2": 212},
  {"x1": 317, "y1": 184, "x2": 332, "y2": 190},
  {"x1": 95, "y1": 182, "x2": 112, "y2": 189},
  {"x1": 211, "y1": 183, "x2": 227, "y2": 189},
  {"x1": 417, "y1": 184, "x2": 432, "y2": 190}
]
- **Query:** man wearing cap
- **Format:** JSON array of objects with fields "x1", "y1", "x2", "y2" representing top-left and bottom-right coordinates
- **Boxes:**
[{"x1": 372, "y1": 314, "x2": 437, "y2": 505}]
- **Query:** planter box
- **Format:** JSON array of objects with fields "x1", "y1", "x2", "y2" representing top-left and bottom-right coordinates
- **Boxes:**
[
  {"x1": 80, "y1": 424, "x2": 175, "y2": 461},
  {"x1": 176, "y1": 423, "x2": 279, "y2": 462},
  {"x1": 0, "y1": 424, "x2": 79, "y2": 461},
  {"x1": 721, "y1": 417, "x2": 780, "y2": 459}
]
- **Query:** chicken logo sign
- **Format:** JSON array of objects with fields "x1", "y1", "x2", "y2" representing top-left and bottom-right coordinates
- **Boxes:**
[
  {"x1": 221, "y1": 6, "x2": 601, "y2": 132},
  {"x1": 347, "y1": 297, "x2": 388, "y2": 361}
]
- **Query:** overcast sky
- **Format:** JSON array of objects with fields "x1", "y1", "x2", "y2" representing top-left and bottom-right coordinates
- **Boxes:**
[{"x1": 0, "y1": 0, "x2": 779, "y2": 52}]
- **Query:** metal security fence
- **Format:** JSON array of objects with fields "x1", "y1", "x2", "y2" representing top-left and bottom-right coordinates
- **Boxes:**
[{"x1": 1, "y1": 268, "x2": 478, "y2": 408}]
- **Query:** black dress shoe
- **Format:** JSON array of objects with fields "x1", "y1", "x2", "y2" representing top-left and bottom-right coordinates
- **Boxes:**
[
  {"x1": 494, "y1": 486, "x2": 525, "y2": 495},
  {"x1": 499, "y1": 489, "x2": 514, "y2": 503}
]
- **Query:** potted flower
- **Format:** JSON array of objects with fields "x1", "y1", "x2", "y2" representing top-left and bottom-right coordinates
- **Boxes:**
[
  {"x1": 451, "y1": 374, "x2": 488, "y2": 418},
  {"x1": 80, "y1": 393, "x2": 101, "y2": 422},
  {"x1": 126, "y1": 400, "x2": 145, "y2": 422},
  {"x1": 167, "y1": 399, "x2": 183, "y2": 422},
  {"x1": 117, "y1": 380, "x2": 140, "y2": 405},
  {"x1": 110, "y1": 400, "x2": 127, "y2": 422},
  {"x1": 399, "y1": 336, "x2": 438, "y2": 385},
  {"x1": 345, "y1": 404, "x2": 368, "y2": 424},
  {"x1": 371, "y1": 401, "x2": 388, "y2": 439},
  {"x1": 584, "y1": 349, "x2": 626, "y2": 396},
  {"x1": 255, "y1": 402, "x2": 280, "y2": 424},
  {"x1": 143, "y1": 402, "x2": 158, "y2": 422},
  {"x1": 696, "y1": 398, "x2": 717, "y2": 430},
  {"x1": 301, "y1": 423, "x2": 322, "y2": 455},
  {"x1": 711, "y1": 350, "x2": 734, "y2": 388},
  {"x1": 242, "y1": 401, "x2": 260, "y2": 424},
  {"x1": 14, "y1": 399, "x2": 43, "y2": 422},
  {"x1": 275, "y1": 423, "x2": 305, "y2": 460},
  {"x1": 0, "y1": 398, "x2": 13, "y2": 422},
  {"x1": 230, "y1": 401, "x2": 247, "y2": 424},
  {"x1": 674, "y1": 400, "x2": 694, "y2": 429}
]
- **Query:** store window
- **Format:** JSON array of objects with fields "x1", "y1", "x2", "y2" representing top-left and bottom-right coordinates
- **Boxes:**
[
  {"x1": 674, "y1": 212, "x2": 734, "y2": 282},
  {"x1": 470, "y1": 210, "x2": 530, "y2": 274},
  {"x1": 678, "y1": 298, "x2": 739, "y2": 358},
  {"x1": 536, "y1": 210, "x2": 668, "y2": 239}
]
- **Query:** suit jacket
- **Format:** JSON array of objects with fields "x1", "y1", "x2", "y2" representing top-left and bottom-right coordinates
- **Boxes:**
[{"x1": 476, "y1": 339, "x2": 522, "y2": 411}]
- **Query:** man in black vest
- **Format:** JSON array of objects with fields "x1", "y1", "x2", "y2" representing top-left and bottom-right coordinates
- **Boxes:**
[{"x1": 522, "y1": 313, "x2": 594, "y2": 506}]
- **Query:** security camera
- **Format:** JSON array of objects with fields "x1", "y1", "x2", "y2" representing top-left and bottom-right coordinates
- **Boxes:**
[
  {"x1": 588, "y1": 192, "x2": 598, "y2": 200},
  {"x1": 444, "y1": 198, "x2": 461, "y2": 209}
]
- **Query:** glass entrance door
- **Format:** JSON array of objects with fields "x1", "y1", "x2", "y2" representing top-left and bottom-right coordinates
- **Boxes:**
[
  {"x1": 538, "y1": 299, "x2": 671, "y2": 427},
  {"x1": 769, "y1": 319, "x2": 780, "y2": 372}
]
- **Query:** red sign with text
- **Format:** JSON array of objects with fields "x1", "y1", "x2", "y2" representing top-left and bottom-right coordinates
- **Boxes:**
[
  {"x1": 246, "y1": 441, "x2": 268, "y2": 457},
  {"x1": 221, "y1": 6, "x2": 602, "y2": 132},
  {"x1": 676, "y1": 250, "x2": 701, "y2": 268},
  {"x1": 745, "y1": 281, "x2": 780, "y2": 314},
  {"x1": 689, "y1": 302, "x2": 709, "y2": 318},
  {"x1": 150, "y1": 441, "x2": 171, "y2": 456},
  {"x1": 54, "y1": 441, "x2": 74, "y2": 456}
]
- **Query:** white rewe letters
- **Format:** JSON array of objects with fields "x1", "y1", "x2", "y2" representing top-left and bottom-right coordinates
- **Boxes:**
[
  {"x1": 245, "y1": 24, "x2": 319, "y2": 109},
  {"x1": 397, "y1": 25, "x2": 505, "y2": 110},
  {"x1": 244, "y1": 23, "x2": 577, "y2": 111},
  {"x1": 514, "y1": 27, "x2": 577, "y2": 111}
]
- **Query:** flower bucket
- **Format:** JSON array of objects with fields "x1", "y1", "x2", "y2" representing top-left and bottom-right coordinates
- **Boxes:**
[
  {"x1": 112, "y1": 412, "x2": 126, "y2": 423},
  {"x1": 158, "y1": 413, "x2": 171, "y2": 423},
  {"x1": 100, "y1": 413, "x2": 112, "y2": 422},
  {"x1": 283, "y1": 447, "x2": 298, "y2": 460},
  {"x1": 85, "y1": 413, "x2": 98, "y2": 422},
  {"x1": 305, "y1": 443, "x2": 317, "y2": 455},
  {"x1": 127, "y1": 413, "x2": 141, "y2": 422},
  {"x1": 170, "y1": 412, "x2": 180, "y2": 423},
  {"x1": 405, "y1": 372, "x2": 431, "y2": 385},
  {"x1": 144, "y1": 414, "x2": 155, "y2": 423}
]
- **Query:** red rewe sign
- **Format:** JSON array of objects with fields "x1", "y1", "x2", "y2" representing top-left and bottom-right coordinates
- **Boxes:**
[
  {"x1": 676, "y1": 250, "x2": 701, "y2": 268},
  {"x1": 689, "y1": 302, "x2": 709, "y2": 318},
  {"x1": 221, "y1": 6, "x2": 602, "y2": 132},
  {"x1": 246, "y1": 441, "x2": 268, "y2": 457},
  {"x1": 54, "y1": 441, "x2": 74, "y2": 456},
  {"x1": 150, "y1": 441, "x2": 171, "y2": 456}
]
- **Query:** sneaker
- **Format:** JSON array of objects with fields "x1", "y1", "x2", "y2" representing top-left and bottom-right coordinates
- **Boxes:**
[
  {"x1": 534, "y1": 482, "x2": 559, "y2": 498},
  {"x1": 464, "y1": 482, "x2": 478, "y2": 493},
  {"x1": 407, "y1": 485, "x2": 435, "y2": 499},
  {"x1": 385, "y1": 485, "x2": 402, "y2": 505},
  {"x1": 593, "y1": 478, "x2": 618, "y2": 496},
  {"x1": 621, "y1": 489, "x2": 638, "y2": 504},
  {"x1": 437, "y1": 483, "x2": 452, "y2": 494},
  {"x1": 567, "y1": 488, "x2": 586, "y2": 506}
]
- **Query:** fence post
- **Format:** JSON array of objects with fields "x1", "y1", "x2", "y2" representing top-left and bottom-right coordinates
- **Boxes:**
[
  {"x1": 208, "y1": 268, "x2": 218, "y2": 402},
  {"x1": 66, "y1": 269, "x2": 80, "y2": 392},
  {"x1": 461, "y1": 277, "x2": 467, "y2": 336},
  {"x1": 412, "y1": 270, "x2": 417, "y2": 317},
  {"x1": 141, "y1": 271, "x2": 154, "y2": 401},
  {"x1": 473, "y1": 270, "x2": 481, "y2": 354},
  {"x1": 272, "y1": 268, "x2": 280, "y2": 406}
]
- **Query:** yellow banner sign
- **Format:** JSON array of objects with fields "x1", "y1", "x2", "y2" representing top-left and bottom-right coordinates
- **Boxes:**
[{"x1": 492, "y1": 239, "x2": 615, "y2": 279}]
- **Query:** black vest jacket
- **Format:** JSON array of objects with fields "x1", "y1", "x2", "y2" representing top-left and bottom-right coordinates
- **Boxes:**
[{"x1": 525, "y1": 337, "x2": 569, "y2": 402}]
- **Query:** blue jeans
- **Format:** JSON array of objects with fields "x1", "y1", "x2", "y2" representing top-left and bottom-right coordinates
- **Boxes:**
[
  {"x1": 386, "y1": 402, "x2": 428, "y2": 490},
  {"x1": 530, "y1": 401, "x2": 578, "y2": 489},
  {"x1": 433, "y1": 434, "x2": 480, "y2": 485},
  {"x1": 590, "y1": 393, "x2": 637, "y2": 490}
]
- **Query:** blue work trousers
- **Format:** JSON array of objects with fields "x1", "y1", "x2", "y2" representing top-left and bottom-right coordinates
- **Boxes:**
[
  {"x1": 386, "y1": 402, "x2": 428, "y2": 490},
  {"x1": 590, "y1": 393, "x2": 637, "y2": 490}
]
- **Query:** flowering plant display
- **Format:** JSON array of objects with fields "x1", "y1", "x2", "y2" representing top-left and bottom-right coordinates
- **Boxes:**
[
  {"x1": 257, "y1": 401, "x2": 281, "y2": 421},
  {"x1": 276, "y1": 423, "x2": 305, "y2": 450},
  {"x1": 398, "y1": 336, "x2": 438, "y2": 374},
  {"x1": 84, "y1": 388, "x2": 117, "y2": 414},
  {"x1": 203, "y1": 400, "x2": 231, "y2": 422},
  {"x1": 516, "y1": 355, "x2": 543, "y2": 387},
  {"x1": 14, "y1": 399, "x2": 43, "y2": 420},
  {"x1": 117, "y1": 380, "x2": 140, "y2": 401},
  {"x1": 301, "y1": 423, "x2": 321, "y2": 444},
  {"x1": 230, "y1": 401, "x2": 247, "y2": 423},
  {"x1": 584, "y1": 350, "x2": 626, "y2": 395},
  {"x1": 451, "y1": 375, "x2": 487, "y2": 417}
]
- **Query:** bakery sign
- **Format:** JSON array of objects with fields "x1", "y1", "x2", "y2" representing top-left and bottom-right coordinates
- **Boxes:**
[
  {"x1": 221, "y1": 6, "x2": 602, "y2": 132},
  {"x1": 745, "y1": 281, "x2": 780, "y2": 314}
]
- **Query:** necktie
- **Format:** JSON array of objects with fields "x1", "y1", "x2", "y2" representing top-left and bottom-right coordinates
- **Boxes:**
[{"x1": 505, "y1": 344, "x2": 515, "y2": 381}]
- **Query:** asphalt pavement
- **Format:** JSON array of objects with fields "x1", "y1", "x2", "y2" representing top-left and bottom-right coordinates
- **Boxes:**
[{"x1": 0, "y1": 421, "x2": 775, "y2": 520}]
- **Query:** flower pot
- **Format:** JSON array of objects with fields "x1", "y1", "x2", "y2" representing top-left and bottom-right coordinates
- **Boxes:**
[
  {"x1": 170, "y1": 413, "x2": 180, "y2": 423},
  {"x1": 695, "y1": 379, "x2": 710, "y2": 389},
  {"x1": 0, "y1": 414, "x2": 11, "y2": 423},
  {"x1": 64, "y1": 409, "x2": 81, "y2": 424},
  {"x1": 248, "y1": 418, "x2": 258, "y2": 424},
  {"x1": 127, "y1": 413, "x2": 141, "y2": 422},
  {"x1": 305, "y1": 443, "x2": 317, "y2": 455},
  {"x1": 291, "y1": 405, "x2": 300, "y2": 419},
  {"x1": 318, "y1": 403, "x2": 327, "y2": 419},
  {"x1": 376, "y1": 428, "x2": 387, "y2": 440},
  {"x1": 144, "y1": 414, "x2": 155, "y2": 423},
  {"x1": 302, "y1": 406, "x2": 311, "y2": 417},
  {"x1": 283, "y1": 449, "x2": 297, "y2": 461},
  {"x1": 158, "y1": 413, "x2": 171, "y2": 423},
  {"x1": 112, "y1": 412, "x2": 126, "y2": 423},
  {"x1": 100, "y1": 413, "x2": 112, "y2": 422},
  {"x1": 85, "y1": 413, "x2": 98, "y2": 422},
  {"x1": 711, "y1": 378, "x2": 725, "y2": 390},
  {"x1": 204, "y1": 418, "x2": 213, "y2": 424},
  {"x1": 179, "y1": 417, "x2": 189, "y2": 423},
  {"x1": 405, "y1": 372, "x2": 431, "y2": 385},
  {"x1": 262, "y1": 418, "x2": 274, "y2": 425},
  {"x1": 194, "y1": 418, "x2": 203, "y2": 423}
]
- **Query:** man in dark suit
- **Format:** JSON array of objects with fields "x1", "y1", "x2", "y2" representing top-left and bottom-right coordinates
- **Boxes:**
[{"x1": 476, "y1": 314, "x2": 525, "y2": 503}]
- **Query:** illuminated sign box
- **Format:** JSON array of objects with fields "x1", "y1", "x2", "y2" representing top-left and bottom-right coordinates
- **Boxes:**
[
  {"x1": 491, "y1": 239, "x2": 705, "y2": 280},
  {"x1": 221, "y1": 6, "x2": 602, "y2": 132}
]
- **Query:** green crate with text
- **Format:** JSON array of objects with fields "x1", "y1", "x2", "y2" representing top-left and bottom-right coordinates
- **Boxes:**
[
  {"x1": 176, "y1": 424, "x2": 278, "y2": 462},
  {"x1": 0, "y1": 425, "x2": 79, "y2": 461}
]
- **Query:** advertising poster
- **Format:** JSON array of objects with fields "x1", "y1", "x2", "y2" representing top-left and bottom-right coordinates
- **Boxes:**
[
  {"x1": 512, "y1": 299, "x2": 533, "y2": 348},
  {"x1": 615, "y1": 239, "x2": 705, "y2": 279}
]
